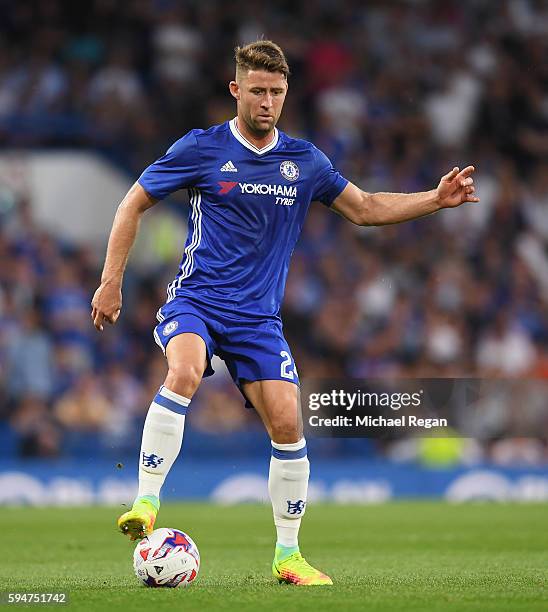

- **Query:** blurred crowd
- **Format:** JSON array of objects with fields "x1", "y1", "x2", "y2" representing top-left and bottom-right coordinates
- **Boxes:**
[{"x1": 0, "y1": 0, "x2": 547, "y2": 462}]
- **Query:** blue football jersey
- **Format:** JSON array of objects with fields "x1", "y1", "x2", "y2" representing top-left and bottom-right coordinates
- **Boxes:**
[{"x1": 138, "y1": 118, "x2": 348, "y2": 319}]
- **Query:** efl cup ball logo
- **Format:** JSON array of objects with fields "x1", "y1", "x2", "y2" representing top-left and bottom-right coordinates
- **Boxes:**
[{"x1": 280, "y1": 160, "x2": 299, "y2": 182}]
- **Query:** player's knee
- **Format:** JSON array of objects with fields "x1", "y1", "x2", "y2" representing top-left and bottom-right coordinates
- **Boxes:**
[
  {"x1": 165, "y1": 362, "x2": 202, "y2": 397},
  {"x1": 270, "y1": 418, "x2": 301, "y2": 444}
]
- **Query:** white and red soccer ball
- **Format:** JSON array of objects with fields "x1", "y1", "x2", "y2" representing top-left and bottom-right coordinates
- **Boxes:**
[{"x1": 133, "y1": 528, "x2": 200, "y2": 588}]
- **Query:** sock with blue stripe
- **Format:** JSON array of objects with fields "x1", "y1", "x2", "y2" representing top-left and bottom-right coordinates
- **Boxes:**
[
  {"x1": 269, "y1": 438, "x2": 309, "y2": 550},
  {"x1": 137, "y1": 386, "x2": 190, "y2": 499}
]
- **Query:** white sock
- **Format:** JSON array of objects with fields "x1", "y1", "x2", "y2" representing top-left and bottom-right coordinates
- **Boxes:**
[
  {"x1": 137, "y1": 385, "x2": 190, "y2": 499},
  {"x1": 268, "y1": 438, "x2": 309, "y2": 547}
]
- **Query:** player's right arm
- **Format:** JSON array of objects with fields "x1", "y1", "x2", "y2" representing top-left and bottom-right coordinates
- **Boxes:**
[
  {"x1": 91, "y1": 182, "x2": 157, "y2": 331},
  {"x1": 92, "y1": 130, "x2": 201, "y2": 331}
]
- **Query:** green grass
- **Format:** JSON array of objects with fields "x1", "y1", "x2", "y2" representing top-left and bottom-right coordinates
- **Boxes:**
[{"x1": 4, "y1": 502, "x2": 547, "y2": 611}]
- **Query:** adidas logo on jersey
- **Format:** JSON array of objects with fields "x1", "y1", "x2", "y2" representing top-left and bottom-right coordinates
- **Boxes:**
[{"x1": 220, "y1": 160, "x2": 238, "y2": 172}]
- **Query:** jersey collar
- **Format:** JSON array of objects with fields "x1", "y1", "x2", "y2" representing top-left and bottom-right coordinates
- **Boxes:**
[{"x1": 229, "y1": 117, "x2": 279, "y2": 155}]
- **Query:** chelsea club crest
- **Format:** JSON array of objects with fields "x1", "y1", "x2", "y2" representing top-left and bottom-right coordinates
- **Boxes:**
[
  {"x1": 163, "y1": 320, "x2": 179, "y2": 336},
  {"x1": 280, "y1": 160, "x2": 299, "y2": 182}
]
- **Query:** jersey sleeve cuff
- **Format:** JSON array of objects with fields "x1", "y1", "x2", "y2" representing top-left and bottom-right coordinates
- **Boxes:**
[
  {"x1": 137, "y1": 177, "x2": 163, "y2": 201},
  {"x1": 322, "y1": 176, "x2": 349, "y2": 208}
]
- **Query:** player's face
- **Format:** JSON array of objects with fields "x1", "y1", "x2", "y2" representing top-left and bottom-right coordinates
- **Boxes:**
[{"x1": 231, "y1": 70, "x2": 287, "y2": 136}]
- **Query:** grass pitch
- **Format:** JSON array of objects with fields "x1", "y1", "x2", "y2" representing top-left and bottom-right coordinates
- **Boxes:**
[{"x1": 4, "y1": 502, "x2": 546, "y2": 611}]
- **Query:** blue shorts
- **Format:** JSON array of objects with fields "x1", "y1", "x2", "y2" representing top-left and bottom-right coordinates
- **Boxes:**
[{"x1": 153, "y1": 297, "x2": 299, "y2": 403}]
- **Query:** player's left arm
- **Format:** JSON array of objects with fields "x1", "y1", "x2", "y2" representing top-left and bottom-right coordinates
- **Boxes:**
[{"x1": 331, "y1": 166, "x2": 479, "y2": 226}]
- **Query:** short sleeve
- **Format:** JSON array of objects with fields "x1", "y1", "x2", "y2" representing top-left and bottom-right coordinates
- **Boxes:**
[
  {"x1": 138, "y1": 130, "x2": 201, "y2": 200},
  {"x1": 311, "y1": 146, "x2": 349, "y2": 207}
]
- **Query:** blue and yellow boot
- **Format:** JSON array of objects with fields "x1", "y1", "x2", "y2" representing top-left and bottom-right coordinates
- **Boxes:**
[
  {"x1": 272, "y1": 544, "x2": 333, "y2": 586},
  {"x1": 117, "y1": 495, "x2": 159, "y2": 541}
]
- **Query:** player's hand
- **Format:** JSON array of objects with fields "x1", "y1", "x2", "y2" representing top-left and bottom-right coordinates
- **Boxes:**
[
  {"x1": 436, "y1": 166, "x2": 480, "y2": 208},
  {"x1": 91, "y1": 281, "x2": 122, "y2": 331}
]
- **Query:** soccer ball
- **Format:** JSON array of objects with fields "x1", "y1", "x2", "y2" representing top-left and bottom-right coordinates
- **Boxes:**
[{"x1": 133, "y1": 528, "x2": 200, "y2": 588}]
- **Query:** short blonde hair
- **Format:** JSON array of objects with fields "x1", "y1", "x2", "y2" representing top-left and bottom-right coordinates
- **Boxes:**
[{"x1": 235, "y1": 40, "x2": 289, "y2": 79}]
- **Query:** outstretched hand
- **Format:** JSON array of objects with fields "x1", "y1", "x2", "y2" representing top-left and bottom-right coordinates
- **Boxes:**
[{"x1": 437, "y1": 166, "x2": 480, "y2": 208}]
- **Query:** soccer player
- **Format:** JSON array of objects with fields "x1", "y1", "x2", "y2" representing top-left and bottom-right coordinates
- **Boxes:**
[{"x1": 91, "y1": 40, "x2": 479, "y2": 586}]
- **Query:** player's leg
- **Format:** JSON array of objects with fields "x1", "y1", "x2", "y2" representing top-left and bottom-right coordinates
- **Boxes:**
[
  {"x1": 243, "y1": 379, "x2": 332, "y2": 586},
  {"x1": 138, "y1": 332, "x2": 206, "y2": 498},
  {"x1": 118, "y1": 332, "x2": 207, "y2": 540}
]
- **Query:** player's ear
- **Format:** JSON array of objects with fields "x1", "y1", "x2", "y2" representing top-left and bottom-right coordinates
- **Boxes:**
[{"x1": 229, "y1": 81, "x2": 240, "y2": 100}]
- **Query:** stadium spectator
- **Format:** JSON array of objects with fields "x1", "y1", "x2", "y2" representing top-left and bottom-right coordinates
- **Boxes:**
[
  {"x1": 10, "y1": 394, "x2": 61, "y2": 458},
  {"x1": 53, "y1": 373, "x2": 112, "y2": 432}
]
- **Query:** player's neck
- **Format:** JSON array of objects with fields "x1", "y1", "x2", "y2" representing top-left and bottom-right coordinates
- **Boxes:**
[{"x1": 235, "y1": 116, "x2": 275, "y2": 150}]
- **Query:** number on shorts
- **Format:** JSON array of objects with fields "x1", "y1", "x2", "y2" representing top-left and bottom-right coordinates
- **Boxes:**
[{"x1": 280, "y1": 350, "x2": 296, "y2": 380}]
